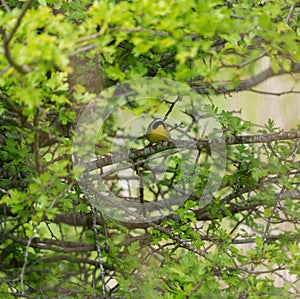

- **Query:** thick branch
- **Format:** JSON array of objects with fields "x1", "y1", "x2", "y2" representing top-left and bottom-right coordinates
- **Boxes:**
[
  {"x1": 84, "y1": 130, "x2": 300, "y2": 171},
  {"x1": 223, "y1": 130, "x2": 300, "y2": 145},
  {"x1": 51, "y1": 188, "x2": 300, "y2": 230},
  {"x1": 190, "y1": 63, "x2": 300, "y2": 94}
]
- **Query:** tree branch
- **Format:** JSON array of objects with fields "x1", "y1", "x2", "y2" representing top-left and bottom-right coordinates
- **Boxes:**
[
  {"x1": 84, "y1": 130, "x2": 300, "y2": 171},
  {"x1": 1, "y1": 0, "x2": 33, "y2": 74},
  {"x1": 4, "y1": 0, "x2": 34, "y2": 45},
  {"x1": 248, "y1": 88, "x2": 300, "y2": 96},
  {"x1": 0, "y1": 93, "x2": 23, "y2": 116},
  {"x1": 222, "y1": 130, "x2": 300, "y2": 145},
  {"x1": 51, "y1": 187, "x2": 300, "y2": 230},
  {"x1": 286, "y1": 4, "x2": 296, "y2": 24},
  {"x1": 33, "y1": 112, "x2": 41, "y2": 173},
  {"x1": 7, "y1": 234, "x2": 105, "y2": 253},
  {"x1": 42, "y1": 254, "x2": 114, "y2": 270},
  {"x1": 190, "y1": 62, "x2": 300, "y2": 94}
]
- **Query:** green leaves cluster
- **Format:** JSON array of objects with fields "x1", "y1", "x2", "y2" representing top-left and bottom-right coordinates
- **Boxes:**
[{"x1": 0, "y1": 1, "x2": 300, "y2": 298}]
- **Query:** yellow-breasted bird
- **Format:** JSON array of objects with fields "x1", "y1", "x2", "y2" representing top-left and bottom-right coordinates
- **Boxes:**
[{"x1": 145, "y1": 119, "x2": 170, "y2": 143}]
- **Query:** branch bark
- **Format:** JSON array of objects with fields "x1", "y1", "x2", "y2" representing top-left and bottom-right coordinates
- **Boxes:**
[
  {"x1": 190, "y1": 62, "x2": 300, "y2": 94},
  {"x1": 84, "y1": 130, "x2": 300, "y2": 171}
]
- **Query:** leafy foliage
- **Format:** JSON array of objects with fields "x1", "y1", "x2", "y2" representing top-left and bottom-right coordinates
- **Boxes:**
[{"x1": 0, "y1": 1, "x2": 300, "y2": 298}]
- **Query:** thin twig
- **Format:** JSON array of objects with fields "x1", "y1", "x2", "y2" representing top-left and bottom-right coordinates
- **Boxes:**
[
  {"x1": 190, "y1": 63, "x2": 300, "y2": 94},
  {"x1": 70, "y1": 44, "x2": 96, "y2": 56},
  {"x1": 8, "y1": 234, "x2": 96, "y2": 252},
  {"x1": 90, "y1": 202, "x2": 106, "y2": 297},
  {"x1": 221, "y1": 51, "x2": 267, "y2": 69},
  {"x1": 43, "y1": 254, "x2": 114, "y2": 269},
  {"x1": 0, "y1": 93, "x2": 22, "y2": 116},
  {"x1": 248, "y1": 88, "x2": 300, "y2": 96},
  {"x1": 19, "y1": 181, "x2": 74, "y2": 295},
  {"x1": 4, "y1": 0, "x2": 34, "y2": 44},
  {"x1": 20, "y1": 225, "x2": 38, "y2": 295},
  {"x1": 286, "y1": 4, "x2": 296, "y2": 24},
  {"x1": 1, "y1": 0, "x2": 11, "y2": 12},
  {"x1": 149, "y1": 222, "x2": 205, "y2": 255},
  {"x1": 33, "y1": 112, "x2": 41, "y2": 173},
  {"x1": 185, "y1": 278, "x2": 205, "y2": 298},
  {"x1": 0, "y1": 64, "x2": 11, "y2": 75},
  {"x1": 76, "y1": 32, "x2": 102, "y2": 44}
]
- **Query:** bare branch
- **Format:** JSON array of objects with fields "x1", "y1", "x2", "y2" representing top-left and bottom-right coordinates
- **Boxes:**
[
  {"x1": 42, "y1": 254, "x2": 114, "y2": 270},
  {"x1": 70, "y1": 44, "x2": 96, "y2": 56},
  {"x1": 248, "y1": 88, "x2": 300, "y2": 96},
  {"x1": 223, "y1": 130, "x2": 300, "y2": 145},
  {"x1": 33, "y1": 112, "x2": 41, "y2": 174},
  {"x1": 50, "y1": 186, "x2": 300, "y2": 231},
  {"x1": 0, "y1": 115, "x2": 22, "y2": 126},
  {"x1": 0, "y1": 64, "x2": 10, "y2": 75},
  {"x1": 20, "y1": 225, "x2": 38, "y2": 295},
  {"x1": 191, "y1": 63, "x2": 300, "y2": 94},
  {"x1": 76, "y1": 32, "x2": 102, "y2": 44},
  {"x1": 90, "y1": 202, "x2": 106, "y2": 297},
  {"x1": 286, "y1": 4, "x2": 296, "y2": 24},
  {"x1": 8, "y1": 234, "x2": 99, "y2": 252},
  {"x1": 84, "y1": 130, "x2": 300, "y2": 171},
  {"x1": 1, "y1": 0, "x2": 11, "y2": 12},
  {"x1": 236, "y1": 63, "x2": 300, "y2": 90},
  {"x1": 0, "y1": 93, "x2": 23, "y2": 116}
]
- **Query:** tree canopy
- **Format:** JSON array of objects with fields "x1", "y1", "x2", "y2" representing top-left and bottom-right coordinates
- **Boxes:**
[{"x1": 0, "y1": 0, "x2": 300, "y2": 298}]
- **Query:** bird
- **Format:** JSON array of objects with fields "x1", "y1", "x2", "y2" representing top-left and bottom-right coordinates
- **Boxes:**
[{"x1": 145, "y1": 119, "x2": 170, "y2": 143}]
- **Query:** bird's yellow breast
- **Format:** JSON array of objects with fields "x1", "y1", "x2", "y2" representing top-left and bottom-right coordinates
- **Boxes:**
[{"x1": 146, "y1": 119, "x2": 170, "y2": 143}]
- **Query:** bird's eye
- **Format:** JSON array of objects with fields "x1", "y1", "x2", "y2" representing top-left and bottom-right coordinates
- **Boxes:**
[{"x1": 152, "y1": 120, "x2": 164, "y2": 129}]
